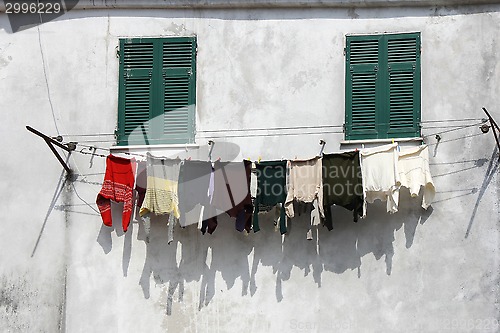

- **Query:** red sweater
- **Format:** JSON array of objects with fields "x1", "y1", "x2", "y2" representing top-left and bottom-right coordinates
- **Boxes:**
[{"x1": 96, "y1": 155, "x2": 136, "y2": 232}]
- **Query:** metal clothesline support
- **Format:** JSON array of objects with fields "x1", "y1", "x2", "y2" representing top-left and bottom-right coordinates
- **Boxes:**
[
  {"x1": 481, "y1": 108, "x2": 500, "y2": 160},
  {"x1": 319, "y1": 139, "x2": 326, "y2": 156},
  {"x1": 26, "y1": 126, "x2": 76, "y2": 174},
  {"x1": 208, "y1": 140, "x2": 215, "y2": 161}
]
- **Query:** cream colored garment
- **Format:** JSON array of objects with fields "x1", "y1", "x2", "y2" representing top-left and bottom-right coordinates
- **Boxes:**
[
  {"x1": 140, "y1": 157, "x2": 181, "y2": 219},
  {"x1": 140, "y1": 156, "x2": 180, "y2": 243},
  {"x1": 285, "y1": 157, "x2": 324, "y2": 218},
  {"x1": 360, "y1": 143, "x2": 400, "y2": 216},
  {"x1": 397, "y1": 145, "x2": 435, "y2": 209}
]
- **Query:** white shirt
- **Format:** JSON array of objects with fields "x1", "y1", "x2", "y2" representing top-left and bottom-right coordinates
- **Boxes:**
[
  {"x1": 360, "y1": 143, "x2": 400, "y2": 216},
  {"x1": 397, "y1": 145, "x2": 435, "y2": 209}
]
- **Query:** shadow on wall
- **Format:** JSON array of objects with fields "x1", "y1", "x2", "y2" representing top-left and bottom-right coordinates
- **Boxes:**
[
  {"x1": 96, "y1": 190, "x2": 432, "y2": 315},
  {"x1": 2, "y1": 3, "x2": 500, "y2": 35}
]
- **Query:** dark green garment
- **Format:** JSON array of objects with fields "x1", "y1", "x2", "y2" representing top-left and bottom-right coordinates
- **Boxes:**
[
  {"x1": 252, "y1": 161, "x2": 287, "y2": 234},
  {"x1": 322, "y1": 151, "x2": 363, "y2": 230}
]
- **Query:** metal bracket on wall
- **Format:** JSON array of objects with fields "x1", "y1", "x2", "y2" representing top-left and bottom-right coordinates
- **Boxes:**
[
  {"x1": 26, "y1": 126, "x2": 76, "y2": 174},
  {"x1": 208, "y1": 140, "x2": 215, "y2": 161},
  {"x1": 481, "y1": 107, "x2": 500, "y2": 160},
  {"x1": 319, "y1": 139, "x2": 326, "y2": 156}
]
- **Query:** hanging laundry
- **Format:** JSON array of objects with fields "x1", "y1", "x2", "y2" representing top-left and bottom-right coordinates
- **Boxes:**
[
  {"x1": 135, "y1": 161, "x2": 147, "y2": 208},
  {"x1": 285, "y1": 157, "x2": 324, "y2": 221},
  {"x1": 250, "y1": 162, "x2": 258, "y2": 198},
  {"x1": 134, "y1": 161, "x2": 148, "y2": 238},
  {"x1": 322, "y1": 151, "x2": 364, "y2": 230},
  {"x1": 177, "y1": 160, "x2": 215, "y2": 233},
  {"x1": 139, "y1": 154, "x2": 181, "y2": 244},
  {"x1": 140, "y1": 155, "x2": 181, "y2": 217},
  {"x1": 397, "y1": 145, "x2": 435, "y2": 209},
  {"x1": 252, "y1": 160, "x2": 287, "y2": 234},
  {"x1": 96, "y1": 155, "x2": 137, "y2": 232},
  {"x1": 200, "y1": 165, "x2": 217, "y2": 235},
  {"x1": 359, "y1": 143, "x2": 400, "y2": 216},
  {"x1": 212, "y1": 160, "x2": 253, "y2": 233}
]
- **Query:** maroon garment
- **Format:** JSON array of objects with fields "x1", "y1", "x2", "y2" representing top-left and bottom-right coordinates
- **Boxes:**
[
  {"x1": 96, "y1": 155, "x2": 136, "y2": 232},
  {"x1": 135, "y1": 161, "x2": 147, "y2": 208}
]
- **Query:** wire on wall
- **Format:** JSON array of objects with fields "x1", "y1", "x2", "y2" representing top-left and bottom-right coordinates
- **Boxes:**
[
  {"x1": 29, "y1": 115, "x2": 491, "y2": 166},
  {"x1": 60, "y1": 118, "x2": 487, "y2": 144}
]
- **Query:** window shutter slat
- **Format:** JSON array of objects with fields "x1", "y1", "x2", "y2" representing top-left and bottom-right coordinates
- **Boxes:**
[
  {"x1": 123, "y1": 43, "x2": 154, "y2": 70},
  {"x1": 349, "y1": 40, "x2": 379, "y2": 64},
  {"x1": 352, "y1": 72, "x2": 377, "y2": 131},
  {"x1": 118, "y1": 42, "x2": 154, "y2": 145},
  {"x1": 389, "y1": 70, "x2": 415, "y2": 129},
  {"x1": 123, "y1": 76, "x2": 152, "y2": 138},
  {"x1": 346, "y1": 38, "x2": 380, "y2": 139},
  {"x1": 387, "y1": 35, "x2": 420, "y2": 137},
  {"x1": 162, "y1": 38, "x2": 196, "y2": 143}
]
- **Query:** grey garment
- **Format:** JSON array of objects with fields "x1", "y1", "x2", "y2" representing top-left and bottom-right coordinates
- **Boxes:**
[{"x1": 178, "y1": 160, "x2": 213, "y2": 227}]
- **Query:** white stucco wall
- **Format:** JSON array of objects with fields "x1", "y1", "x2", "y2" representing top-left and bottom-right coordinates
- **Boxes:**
[{"x1": 0, "y1": 3, "x2": 499, "y2": 332}]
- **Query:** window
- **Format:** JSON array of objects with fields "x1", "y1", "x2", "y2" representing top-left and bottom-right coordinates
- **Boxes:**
[
  {"x1": 117, "y1": 37, "x2": 196, "y2": 146},
  {"x1": 345, "y1": 32, "x2": 421, "y2": 140}
]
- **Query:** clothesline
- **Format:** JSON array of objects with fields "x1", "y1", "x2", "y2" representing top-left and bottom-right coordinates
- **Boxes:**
[
  {"x1": 58, "y1": 118, "x2": 486, "y2": 139},
  {"x1": 71, "y1": 131, "x2": 479, "y2": 186},
  {"x1": 71, "y1": 121, "x2": 487, "y2": 162},
  {"x1": 70, "y1": 121, "x2": 486, "y2": 143}
]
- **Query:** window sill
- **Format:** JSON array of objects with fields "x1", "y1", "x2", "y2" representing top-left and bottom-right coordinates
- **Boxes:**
[{"x1": 340, "y1": 137, "x2": 424, "y2": 146}]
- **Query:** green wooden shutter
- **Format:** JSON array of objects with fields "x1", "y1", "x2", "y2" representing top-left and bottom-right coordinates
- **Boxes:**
[
  {"x1": 345, "y1": 33, "x2": 421, "y2": 140},
  {"x1": 117, "y1": 40, "x2": 154, "y2": 146},
  {"x1": 161, "y1": 37, "x2": 196, "y2": 144},
  {"x1": 117, "y1": 37, "x2": 196, "y2": 146},
  {"x1": 386, "y1": 34, "x2": 421, "y2": 138},
  {"x1": 345, "y1": 37, "x2": 381, "y2": 140}
]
